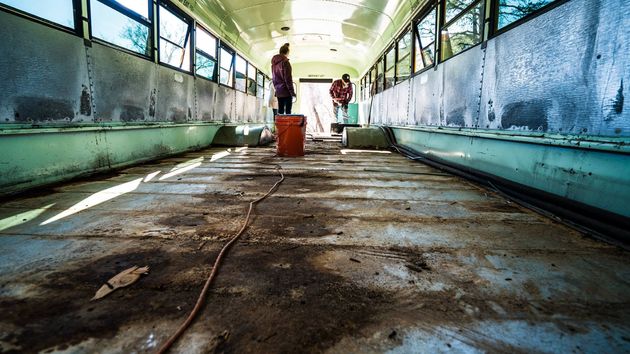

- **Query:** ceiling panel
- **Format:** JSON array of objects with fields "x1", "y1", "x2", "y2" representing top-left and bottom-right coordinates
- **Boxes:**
[{"x1": 191, "y1": 0, "x2": 424, "y2": 74}]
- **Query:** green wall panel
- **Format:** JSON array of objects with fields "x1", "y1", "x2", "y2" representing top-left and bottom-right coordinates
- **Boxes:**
[
  {"x1": 0, "y1": 124, "x2": 221, "y2": 196},
  {"x1": 393, "y1": 127, "x2": 630, "y2": 218}
]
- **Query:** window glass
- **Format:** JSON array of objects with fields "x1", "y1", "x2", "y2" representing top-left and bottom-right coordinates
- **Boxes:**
[
  {"x1": 196, "y1": 26, "x2": 216, "y2": 58},
  {"x1": 219, "y1": 47, "x2": 234, "y2": 86},
  {"x1": 114, "y1": 0, "x2": 149, "y2": 19},
  {"x1": 234, "y1": 55, "x2": 247, "y2": 92},
  {"x1": 247, "y1": 63, "x2": 257, "y2": 95},
  {"x1": 256, "y1": 72, "x2": 265, "y2": 99},
  {"x1": 196, "y1": 53, "x2": 216, "y2": 80},
  {"x1": 445, "y1": 0, "x2": 476, "y2": 23},
  {"x1": 0, "y1": 0, "x2": 75, "y2": 28},
  {"x1": 415, "y1": 8, "x2": 436, "y2": 72},
  {"x1": 159, "y1": 5, "x2": 191, "y2": 71},
  {"x1": 396, "y1": 30, "x2": 412, "y2": 83},
  {"x1": 370, "y1": 67, "x2": 377, "y2": 96},
  {"x1": 498, "y1": 0, "x2": 559, "y2": 29},
  {"x1": 385, "y1": 48, "x2": 395, "y2": 89},
  {"x1": 91, "y1": 0, "x2": 151, "y2": 56},
  {"x1": 376, "y1": 60, "x2": 384, "y2": 93},
  {"x1": 441, "y1": 2, "x2": 482, "y2": 60}
]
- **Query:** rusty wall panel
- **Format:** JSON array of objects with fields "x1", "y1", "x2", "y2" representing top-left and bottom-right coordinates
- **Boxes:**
[
  {"x1": 394, "y1": 81, "x2": 410, "y2": 125},
  {"x1": 409, "y1": 69, "x2": 441, "y2": 126},
  {"x1": 214, "y1": 86, "x2": 236, "y2": 122},
  {"x1": 90, "y1": 43, "x2": 156, "y2": 122},
  {"x1": 441, "y1": 47, "x2": 484, "y2": 129},
  {"x1": 245, "y1": 95, "x2": 257, "y2": 122},
  {"x1": 0, "y1": 11, "x2": 90, "y2": 124},
  {"x1": 155, "y1": 66, "x2": 194, "y2": 123},
  {"x1": 480, "y1": 0, "x2": 629, "y2": 136},
  {"x1": 195, "y1": 79, "x2": 219, "y2": 121},
  {"x1": 234, "y1": 91, "x2": 247, "y2": 122}
]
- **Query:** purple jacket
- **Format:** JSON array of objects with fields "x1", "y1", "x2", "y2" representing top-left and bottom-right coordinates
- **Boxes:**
[{"x1": 271, "y1": 54, "x2": 295, "y2": 98}]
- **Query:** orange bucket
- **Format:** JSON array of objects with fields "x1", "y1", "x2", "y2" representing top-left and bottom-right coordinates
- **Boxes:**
[{"x1": 275, "y1": 115, "x2": 307, "y2": 157}]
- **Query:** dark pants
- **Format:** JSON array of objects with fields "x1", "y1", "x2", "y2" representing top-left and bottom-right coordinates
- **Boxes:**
[{"x1": 278, "y1": 97, "x2": 293, "y2": 114}]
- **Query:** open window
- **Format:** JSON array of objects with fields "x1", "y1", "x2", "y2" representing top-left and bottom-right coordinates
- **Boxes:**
[
  {"x1": 219, "y1": 46, "x2": 234, "y2": 87},
  {"x1": 234, "y1": 55, "x2": 247, "y2": 92},
  {"x1": 158, "y1": 3, "x2": 191, "y2": 71},
  {"x1": 195, "y1": 25, "x2": 217, "y2": 81},
  {"x1": 414, "y1": 7, "x2": 437, "y2": 72},
  {"x1": 90, "y1": 0, "x2": 152, "y2": 57},
  {"x1": 247, "y1": 62, "x2": 257, "y2": 96},
  {"x1": 441, "y1": 0, "x2": 483, "y2": 61},
  {"x1": 1, "y1": 0, "x2": 76, "y2": 30},
  {"x1": 396, "y1": 29, "x2": 412, "y2": 83},
  {"x1": 384, "y1": 47, "x2": 396, "y2": 90}
]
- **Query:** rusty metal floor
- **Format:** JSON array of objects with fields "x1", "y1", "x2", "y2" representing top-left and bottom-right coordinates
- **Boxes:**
[{"x1": 0, "y1": 141, "x2": 629, "y2": 353}]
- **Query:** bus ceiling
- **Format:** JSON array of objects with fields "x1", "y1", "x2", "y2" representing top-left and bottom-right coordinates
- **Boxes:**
[{"x1": 184, "y1": 0, "x2": 414, "y2": 72}]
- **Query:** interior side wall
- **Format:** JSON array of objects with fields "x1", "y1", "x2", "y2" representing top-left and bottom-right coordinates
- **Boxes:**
[
  {"x1": 365, "y1": 0, "x2": 630, "y2": 218},
  {"x1": 0, "y1": 11, "x2": 270, "y2": 196}
]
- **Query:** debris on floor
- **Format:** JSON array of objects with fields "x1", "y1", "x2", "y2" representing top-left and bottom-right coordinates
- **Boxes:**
[{"x1": 91, "y1": 265, "x2": 150, "y2": 300}]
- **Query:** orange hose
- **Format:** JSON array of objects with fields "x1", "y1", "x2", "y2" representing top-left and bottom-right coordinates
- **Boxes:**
[{"x1": 157, "y1": 164, "x2": 285, "y2": 353}]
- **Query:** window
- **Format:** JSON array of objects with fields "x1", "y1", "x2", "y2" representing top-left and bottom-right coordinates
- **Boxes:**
[
  {"x1": 376, "y1": 59, "x2": 384, "y2": 93},
  {"x1": 497, "y1": 0, "x2": 560, "y2": 29},
  {"x1": 396, "y1": 30, "x2": 412, "y2": 83},
  {"x1": 234, "y1": 55, "x2": 247, "y2": 92},
  {"x1": 385, "y1": 47, "x2": 395, "y2": 90},
  {"x1": 361, "y1": 77, "x2": 367, "y2": 101},
  {"x1": 90, "y1": 1, "x2": 152, "y2": 56},
  {"x1": 264, "y1": 75, "x2": 271, "y2": 102},
  {"x1": 441, "y1": 0, "x2": 483, "y2": 61},
  {"x1": 256, "y1": 72, "x2": 265, "y2": 99},
  {"x1": 414, "y1": 8, "x2": 437, "y2": 72},
  {"x1": 195, "y1": 26, "x2": 217, "y2": 81},
  {"x1": 0, "y1": 0, "x2": 75, "y2": 29},
  {"x1": 247, "y1": 62, "x2": 257, "y2": 96},
  {"x1": 159, "y1": 4, "x2": 191, "y2": 71},
  {"x1": 219, "y1": 46, "x2": 234, "y2": 86},
  {"x1": 370, "y1": 66, "x2": 377, "y2": 96}
]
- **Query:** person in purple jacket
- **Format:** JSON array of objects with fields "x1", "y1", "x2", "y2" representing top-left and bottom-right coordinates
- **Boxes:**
[{"x1": 271, "y1": 43, "x2": 296, "y2": 114}]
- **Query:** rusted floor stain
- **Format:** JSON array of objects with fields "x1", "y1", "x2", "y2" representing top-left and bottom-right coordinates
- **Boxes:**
[{"x1": 0, "y1": 141, "x2": 629, "y2": 353}]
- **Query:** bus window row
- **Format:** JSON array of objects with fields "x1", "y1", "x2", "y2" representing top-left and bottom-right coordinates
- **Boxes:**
[
  {"x1": 0, "y1": 0, "x2": 269, "y2": 98},
  {"x1": 359, "y1": 0, "x2": 565, "y2": 100}
]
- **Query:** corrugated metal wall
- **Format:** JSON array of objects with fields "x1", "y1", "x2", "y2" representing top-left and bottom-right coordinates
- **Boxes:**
[
  {"x1": 368, "y1": 0, "x2": 629, "y2": 137},
  {"x1": 0, "y1": 10, "x2": 270, "y2": 126}
]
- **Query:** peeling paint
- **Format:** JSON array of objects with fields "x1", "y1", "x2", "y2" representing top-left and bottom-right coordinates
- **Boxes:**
[
  {"x1": 14, "y1": 97, "x2": 74, "y2": 122},
  {"x1": 120, "y1": 105, "x2": 145, "y2": 122},
  {"x1": 80, "y1": 86, "x2": 92, "y2": 116},
  {"x1": 612, "y1": 80, "x2": 624, "y2": 114},
  {"x1": 149, "y1": 89, "x2": 157, "y2": 118},
  {"x1": 446, "y1": 107, "x2": 466, "y2": 127},
  {"x1": 500, "y1": 100, "x2": 550, "y2": 131}
]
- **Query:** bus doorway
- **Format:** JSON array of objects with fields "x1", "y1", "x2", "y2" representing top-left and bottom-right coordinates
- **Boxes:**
[{"x1": 299, "y1": 79, "x2": 334, "y2": 135}]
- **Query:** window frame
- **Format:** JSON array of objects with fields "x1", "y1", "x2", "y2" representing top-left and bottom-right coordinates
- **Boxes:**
[
  {"x1": 0, "y1": 0, "x2": 83, "y2": 36},
  {"x1": 384, "y1": 45, "x2": 396, "y2": 90},
  {"x1": 234, "y1": 54, "x2": 248, "y2": 93},
  {"x1": 246, "y1": 62, "x2": 257, "y2": 96},
  {"x1": 439, "y1": 0, "x2": 485, "y2": 63},
  {"x1": 256, "y1": 71, "x2": 265, "y2": 99},
  {"x1": 395, "y1": 27, "x2": 413, "y2": 85},
  {"x1": 409, "y1": 5, "x2": 438, "y2": 77},
  {"x1": 218, "y1": 42, "x2": 235, "y2": 88},
  {"x1": 157, "y1": 1, "x2": 193, "y2": 73},
  {"x1": 89, "y1": 0, "x2": 154, "y2": 60},
  {"x1": 490, "y1": 0, "x2": 569, "y2": 37},
  {"x1": 194, "y1": 24, "x2": 218, "y2": 82}
]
